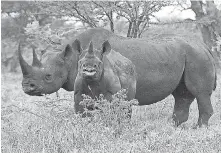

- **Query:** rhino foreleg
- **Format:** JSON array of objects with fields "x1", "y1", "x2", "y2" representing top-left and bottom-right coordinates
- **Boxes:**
[
  {"x1": 104, "y1": 91, "x2": 113, "y2": 101},
  {"x1": 74, "y1": 92, "x2": 85, "y2": 114}
]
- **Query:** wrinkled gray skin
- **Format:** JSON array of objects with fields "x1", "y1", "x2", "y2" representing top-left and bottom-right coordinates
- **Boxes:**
[
  {"x1": 19, "y1": 28, "x2": 217, "y2": 127},
  {"x1": 74, "y1": 40, "x2": 136, "y2": 112}
]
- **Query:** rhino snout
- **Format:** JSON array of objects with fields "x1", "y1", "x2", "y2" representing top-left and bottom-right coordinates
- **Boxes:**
[{"x1": 22, "y1": 82, "x2": 43, "y2": 96}]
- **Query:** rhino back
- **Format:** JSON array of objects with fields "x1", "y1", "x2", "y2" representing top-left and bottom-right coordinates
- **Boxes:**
[{"x1": 108, "y1": 35, "x2": 187, "y2": 104}]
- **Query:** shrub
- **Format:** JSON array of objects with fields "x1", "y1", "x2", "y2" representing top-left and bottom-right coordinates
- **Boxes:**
[{"x1": 80, "y1": 89, "x2": 138, "y2": 132}]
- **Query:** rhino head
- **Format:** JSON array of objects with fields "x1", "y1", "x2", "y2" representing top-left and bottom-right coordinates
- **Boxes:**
[
  {"x1": 18, "y1": 40, "x2": 81, "y2": 96},
  {"x1": 77, "y1": 41, "x2": 111, "y2": 82}
]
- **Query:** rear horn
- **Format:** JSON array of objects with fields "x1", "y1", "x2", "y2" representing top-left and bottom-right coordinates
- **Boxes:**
[{"x1": 32, "y1": 47, "x2": 42, "y2": 67}]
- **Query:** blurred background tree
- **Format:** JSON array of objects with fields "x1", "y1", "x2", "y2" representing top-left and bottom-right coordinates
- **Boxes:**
[
  {"x1": 1, "y1": 0, "x2": 221, "y2": 73},
  {"x1": 190, "y1": 0, "x2": 221, "y2": 60}
]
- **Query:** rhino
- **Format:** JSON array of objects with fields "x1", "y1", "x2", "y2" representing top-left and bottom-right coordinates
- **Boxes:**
[
  {"x1": 18, "y1": 43, "x2": 74, "y2": 96},
  {"x1": 19, "y1": 28, "x2": 217, "y2": 127},
  {"x1": 73, "y1": 40, "x2": 136, "y2": 112}
]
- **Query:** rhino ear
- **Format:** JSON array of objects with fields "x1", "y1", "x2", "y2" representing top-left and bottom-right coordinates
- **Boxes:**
[
  {"x1": 72, "y1": 39, "x2": 82, "y2": 54},
  {"x1": 60, "y1": 44, "x2": 73, "y2": 60},
  {"x1": 101, "y1": 40, "x2": 111, "y2": 56}
]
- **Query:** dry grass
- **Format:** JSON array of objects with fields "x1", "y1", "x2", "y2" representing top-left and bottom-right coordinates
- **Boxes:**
[{"x1": 1, "y1": 72, "x2": 221, "y2": 153}]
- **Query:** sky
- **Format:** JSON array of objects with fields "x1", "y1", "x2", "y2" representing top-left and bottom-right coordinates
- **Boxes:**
[
  {"x1": 154, "y1": 6, "x2": 195, "y2": 21},
  {"x1": 153, "y1": 0, "x2": 221, "y2": 22}
]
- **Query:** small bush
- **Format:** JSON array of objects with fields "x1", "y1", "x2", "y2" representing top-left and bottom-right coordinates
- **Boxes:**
[{"x1": 80, "y1": 89, "x2": 138, "y2": 130}]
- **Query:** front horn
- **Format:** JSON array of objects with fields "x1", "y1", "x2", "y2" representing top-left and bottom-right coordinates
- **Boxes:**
[
  {"x1": 88, "y1": 41, "x2": 94, "y2": 55},
  {"x1": 18, "y1": 42, "x2": 33, "y2": 76}
]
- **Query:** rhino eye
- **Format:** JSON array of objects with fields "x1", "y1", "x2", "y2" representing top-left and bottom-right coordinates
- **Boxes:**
[{"x1": 45, "y1": 74, "x2": 53, "y2": 82}]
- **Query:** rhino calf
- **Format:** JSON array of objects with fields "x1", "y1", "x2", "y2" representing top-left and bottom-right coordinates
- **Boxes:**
[{"x1": 73, "y1": 40, "x2": 136, "y2": 113}]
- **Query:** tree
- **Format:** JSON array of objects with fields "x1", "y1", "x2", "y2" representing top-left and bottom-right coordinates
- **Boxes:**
[
  {"x1": 1, "y1": 1, "x2": 53, "y2": 72},
  {"x1": 35, "y1": 1, "x2": 171, "y2": 38},
  {"x1": 114, "y1": 1, "x2": 171, "y2": 38},
  {"x1": 189, "y1": 0, "x2": 221, "y2": 60},
  {"x1": 173, "y1": 0, "x2": 221, "y2": 60},
  {"x1": 190, "y1": 0, "x2": 221, "y2": 49},
  {"x1": 92, "y1": 1, "x2": 116, "y2": 32}
]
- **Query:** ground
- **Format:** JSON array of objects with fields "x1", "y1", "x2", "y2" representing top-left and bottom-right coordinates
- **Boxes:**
[{"x1": 1, "y1": 72, "x2": 221, "y2": 153}]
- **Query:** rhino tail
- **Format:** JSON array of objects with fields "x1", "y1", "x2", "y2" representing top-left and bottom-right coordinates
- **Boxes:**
[
  {"x1": 204, "y1": 45, "x2": 217, "y2": 91},
  {"x1": 209, "y1": 49, "x2": 217, "y2": 91}
]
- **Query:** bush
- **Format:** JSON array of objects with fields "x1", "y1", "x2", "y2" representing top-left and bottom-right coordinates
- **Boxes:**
[{"x1": 80, "y1": 89, "x2": 138, "y2": 131}]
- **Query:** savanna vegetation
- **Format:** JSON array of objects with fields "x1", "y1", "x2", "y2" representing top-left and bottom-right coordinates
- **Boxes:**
[
  {"x1": 1, "y1": 1, "x2": 221, "y2": 153},
  {"x1": 1, "y1": 68, "x2": 221, "y2": 153}
]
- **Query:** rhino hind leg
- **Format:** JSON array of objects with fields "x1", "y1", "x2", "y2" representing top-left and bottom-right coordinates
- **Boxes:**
[
  {"x1": 184, "y1": 76, "x2": 214, "y2": 127},
  {"x1": 195, "y1": 95, "x2": 213, "y2": 127},
  {"x1": 172, "y1": 76, "x2": 195, "y2": 126},
  {"x1": 183, "y1": 55, "x2": 215, "y2": 127}
]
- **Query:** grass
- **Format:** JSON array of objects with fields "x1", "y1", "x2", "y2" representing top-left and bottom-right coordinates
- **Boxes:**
[{"x1": 1, "y1": 72, "x2": 221, "y2": 153}]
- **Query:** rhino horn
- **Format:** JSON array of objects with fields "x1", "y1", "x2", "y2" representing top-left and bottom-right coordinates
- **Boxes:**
[
  {"x1": 88, "y1": 41, "x2": 94, "y2": 55},
  {"x1": 32, "y1": 47, "x2": 42, "y2": 67},
  {"x1": 18, "y1": 42, "x2": 33, "y2": 75}
]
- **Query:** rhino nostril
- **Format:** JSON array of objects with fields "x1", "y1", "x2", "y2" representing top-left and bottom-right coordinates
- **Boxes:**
[{"x1": 30, "y1": 83, "x2": 35, "y2": 88}]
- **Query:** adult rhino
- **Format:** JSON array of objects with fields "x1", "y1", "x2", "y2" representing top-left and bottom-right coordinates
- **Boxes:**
[{"x1": 19, "y1": 28, "x2": 217, "y2": 127}]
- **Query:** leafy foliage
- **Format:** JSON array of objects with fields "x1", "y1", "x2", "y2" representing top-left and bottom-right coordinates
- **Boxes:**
[
  {"x1": 114, "y1": 1, "x2": 171, "y2": 38},
  {"x1": 35, "y1": 1, "x2": 172, "y2": 37},
  {"x1": 80, "y1": 89, "x2": 138, "y2": 129}
]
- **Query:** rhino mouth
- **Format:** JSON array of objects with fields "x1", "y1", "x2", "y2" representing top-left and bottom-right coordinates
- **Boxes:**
[
  {"x1": 82, "y1": 68, "x2": 97, "y2": 77},
  {"x1": 23, "y1": 87, "x2": 43, "y2": 96},
  {"x1": 24, "y1": 90, "x2": 44, "y2": 96}
]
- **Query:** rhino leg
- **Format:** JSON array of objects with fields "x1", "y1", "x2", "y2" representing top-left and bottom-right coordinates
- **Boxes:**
[
  {"x1": 196, "y1": 95, "x2": 213, "y2": 127},
  {"x1": 172, "y1": 76, "x2": 195, "y2": 126},
  {"x1": 185, "y1": 81, "x2": 214, "y2": 127},
  {"x1": 184, "y1": 49, "x2": 215, "y2": 127}
]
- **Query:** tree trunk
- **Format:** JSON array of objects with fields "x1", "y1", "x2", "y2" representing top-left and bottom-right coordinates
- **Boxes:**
[
  {"x1": 131, "y1": 21, "x2": 137, "y2": 38},
  {"x1": 127, "y1": 21, "x2": 132, "y2": 37},
  {"x1": 110, "y1": 20, "x2": 114, "y2": 33},
  {"x1": 138, "y1": 20, "x2": 149, "y2": 38},
  {"x1": 109, "y1": 11, "x2": 114, "y2": 33},
  {"x1": 133, "y1": 23, "x2": 139, "y2": 38},
  {"x1": 190, "y1": 0, "x2": 218, "y2": 49},
  {"x1": 191, "y1": 0, "x2": 221, "y2": 67},
  {"x1": 190, "y1": 1, "x2": 204, "y2": 19}
]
